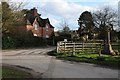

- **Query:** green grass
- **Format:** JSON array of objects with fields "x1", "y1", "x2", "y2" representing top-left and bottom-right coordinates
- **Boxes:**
[
  {"x1": 47, "y1": 42, "x2": 120, "y2": 68},
  {"x1": 48, "y1": 50, "x2": 120, "y2": 69},
  {"x1": 1, "y1": 66, "x2": 31, "y2": 78},
  {"x1": 111, "y1": 42, "x2": 120, "y2": 52}
]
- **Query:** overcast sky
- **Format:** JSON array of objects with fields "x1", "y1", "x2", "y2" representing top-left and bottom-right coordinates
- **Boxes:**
[{"x1": 10, "y1": 0, "x2": 119, "y2": 31}]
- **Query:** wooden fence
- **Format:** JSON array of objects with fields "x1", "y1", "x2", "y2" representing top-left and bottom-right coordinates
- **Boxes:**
[{"x1": 57, "y1": 41, "x2": 102, "y2": 54}]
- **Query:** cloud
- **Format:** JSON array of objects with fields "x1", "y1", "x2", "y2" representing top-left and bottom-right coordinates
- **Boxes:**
[
  {"x1": 9, "y1": 0, "x2": 119, "y2": 30},
  {"x1": 48, "y1": 16, "x2": 61, "y2": 31},
  {"x1": 40, "y1": 0, "x2": 95, "y2": 18},
  {"x1": 38, "y1": 0, "x2": 97, "y2": 30}
]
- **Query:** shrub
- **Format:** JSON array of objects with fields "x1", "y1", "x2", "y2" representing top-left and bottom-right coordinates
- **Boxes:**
[{"x1": 2, "y1": 36, "x2": 16, "y2": 49}]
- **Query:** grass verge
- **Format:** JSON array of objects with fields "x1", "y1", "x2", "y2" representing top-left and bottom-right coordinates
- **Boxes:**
[
  {"x1": 1, "y1": 66, "x2": 32, "y2": 79},
  {"x1": 47, "y1": 50, "x2": 120, "y2": 69}
]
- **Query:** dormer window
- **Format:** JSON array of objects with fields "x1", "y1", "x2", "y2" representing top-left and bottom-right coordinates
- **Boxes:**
[{"x1": 33, "y1": 24, "x2": 38, "y2": 30}]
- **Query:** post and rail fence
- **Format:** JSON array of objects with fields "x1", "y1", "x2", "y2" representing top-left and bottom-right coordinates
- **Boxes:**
[
  {"x1": 57, "y1": 41, "x2": 102, "y2": 54},
  {"x1": 56, "y1": 40, "x2": 119, "y2": 55}
]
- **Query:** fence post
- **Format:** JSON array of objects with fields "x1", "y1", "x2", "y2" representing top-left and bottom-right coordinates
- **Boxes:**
[
  {"x1": 82, "y1": 42, "x2": 84, "y2": 51},
  {"x1": 72, "y1": 43, "x2": 75, "y2": 56},
  {"x1": 57, "y1": 42, "x2": 59, "y2": 53},
  {"x1": 64, "y1": 42, "x2": 66, "y2": 53},
  {"x1": 92, "y1": 43, "x2": 95, "y2": 53},
  {"x1": 99, "y1": 43, "x2": 101, "y2": 56}
]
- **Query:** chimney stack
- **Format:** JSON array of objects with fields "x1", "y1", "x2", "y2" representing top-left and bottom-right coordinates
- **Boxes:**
[{"x1": 33, "y1": 7, "x2": 37, "y2": 16}]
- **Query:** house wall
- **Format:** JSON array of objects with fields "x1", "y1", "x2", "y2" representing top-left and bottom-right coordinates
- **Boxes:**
[
  {"x1": 32, "y1": 27, "x2": 42, "y2": 37},
  {"x1": 32, "y1": 19, "x2": 42, "y2": 37},
  {"x1": 26, "y1": 21, "x2": 54, "y2": 38},
  {"x1": 41, "y1": 23, "x2": 54, "y2": 38},
  {"x1": 26, "y1": 25, "x2": 34, "y2": 30}
]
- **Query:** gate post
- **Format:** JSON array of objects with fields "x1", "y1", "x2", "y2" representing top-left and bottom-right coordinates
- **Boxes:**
[
  {"x1": 57, "y1": 42, "x2": 59, "y2": 53},
  {"x1": 64, "y1": 42, "x2": 66, "y2": 53}
]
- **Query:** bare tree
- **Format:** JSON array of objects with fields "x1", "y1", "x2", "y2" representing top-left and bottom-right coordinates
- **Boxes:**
[
  {"x1": 118, "y1": 1, "x2": 120, "y2": 28},
  {"x1": 0, "y1": 3, "x2": 2, "y2": 29},
  {"x1": 93, "y1": 6, "x2": 117, "y2": 28},
  {"x1": 2, "y1": 1, "x2": 27, "y2": 34},
  {"x1": 9, "y1": 2, "x2": 26, "y2": 11},
  {"x1": 2, "y1": 1, "x2": 30, "y2": 49},
  {"x1": 93, "y1": 6, "x2": 118, "y2": 40},
  {"x1": 59, "y1": 18, "x2": 70, "y2": 33},
  {"x1": 93, "y1": 6, "x2": 118, "y2": 55}
]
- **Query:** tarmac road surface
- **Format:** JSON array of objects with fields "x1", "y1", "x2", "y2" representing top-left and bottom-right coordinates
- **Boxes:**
[{"x1": 1, "y1": 47, "x2": 119, "y2": 78}]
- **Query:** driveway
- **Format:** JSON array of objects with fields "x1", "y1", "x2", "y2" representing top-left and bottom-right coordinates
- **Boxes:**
[{"x1": 1, "y1": 47, "x2": 119, "y2": 78}]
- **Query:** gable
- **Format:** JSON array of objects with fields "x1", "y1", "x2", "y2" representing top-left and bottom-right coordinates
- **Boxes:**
[
  {"x1": 25, "y1": 8, "x2": 54, "y2": 28},
  {"x1": 26, "y1": 13, "x2": 35, "y2": 25},
  {"x1": 33, "y1": 18, "x2": 40, "y2": 30},
  {"x1": 36, "y1": 17, "x2": 54, "y2": 28}
]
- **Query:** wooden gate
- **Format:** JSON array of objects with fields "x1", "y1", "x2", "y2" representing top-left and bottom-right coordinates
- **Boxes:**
[{"x1": 57, "y1": 41, "x2": 102, "y2": 53}]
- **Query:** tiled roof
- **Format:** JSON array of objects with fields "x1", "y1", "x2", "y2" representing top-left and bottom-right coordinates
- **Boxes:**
[
  {"x1": 26, "y1": 13, "x2": 35, "y2": 25},
  {"x1": 26, "y1": 8, "x2": 54, "y2": 28},
  {"x1": 26, "y1": 19, "x2": 31, "y2": 25},
  {"x1": 37, "y1": 17, "x2": 54, "y2": 28}
]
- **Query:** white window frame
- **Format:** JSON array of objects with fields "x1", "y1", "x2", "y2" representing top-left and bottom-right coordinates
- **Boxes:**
[
  {"x1": 34, "y1": 24, "x2": 38, "y2": 30},
  {"x1": 46, "y1": 35, "x2": 49, "y2": 38},
  {"x1": 33, "y1": 34, "x2": 37, "y2": 36},
  {"x1": 46, "y1": 25, "x2": 49, "y2": 31}
]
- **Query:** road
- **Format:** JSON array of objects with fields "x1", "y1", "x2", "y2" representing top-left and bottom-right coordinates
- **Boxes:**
[{"x1": 1, "y1": 47, "x2": 119, "y2": 78}]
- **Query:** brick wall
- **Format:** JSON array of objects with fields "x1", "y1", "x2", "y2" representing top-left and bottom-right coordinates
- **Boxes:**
[
  {"x1": 26, "y1": 22, "x2": 54, "y2": 38},
  {"x1": 42, "y1": 23, "x2": 54, "y2": 38}
]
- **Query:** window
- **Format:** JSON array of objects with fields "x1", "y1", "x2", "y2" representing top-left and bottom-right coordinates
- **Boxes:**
[
  {"x1": 46, "y1": 29, "x2": 48, "y2": 31},
  {"x1": 46, "y1": 35, "x2": 49, "y2": 38},
  {"x1": 46, "y1": 25, "x2": 49, "y2": 31},
  {"x1": 46, "y1": 25, "x2": 49, "y2": 28},
  {"x1": 34, "y1": 24, "x2": 38, "y2": 30},
  {"x1": 33, "y1": 34, "x2": 37, "y2": 36}
]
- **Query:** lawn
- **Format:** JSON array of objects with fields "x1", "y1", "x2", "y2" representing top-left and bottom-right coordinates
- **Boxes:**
[
  {"x1": 48, "y1": 49, "x2": 120, "y2": 69},
  {"x1": 1, "y1": 66, "x2": 32, "y2": 79}
]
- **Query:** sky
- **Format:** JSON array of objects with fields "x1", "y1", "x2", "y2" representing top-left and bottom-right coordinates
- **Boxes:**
[{"x1": 10, "y1": 0, "x2": 119, "y2": 31}]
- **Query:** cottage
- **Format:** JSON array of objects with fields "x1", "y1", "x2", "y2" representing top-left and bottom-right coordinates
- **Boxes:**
[{"x1": 25, "y1": 7, "x2": 54, "y2": 38}]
